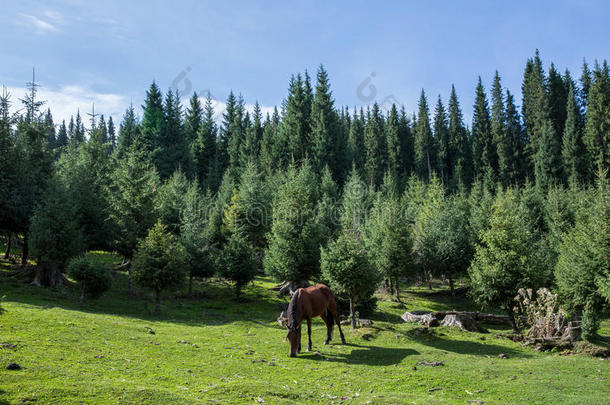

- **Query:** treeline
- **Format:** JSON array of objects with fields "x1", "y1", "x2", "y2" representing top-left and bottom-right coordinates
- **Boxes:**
[{"x1": 0, "y1": 51, "x2": 608, "y2": 334}]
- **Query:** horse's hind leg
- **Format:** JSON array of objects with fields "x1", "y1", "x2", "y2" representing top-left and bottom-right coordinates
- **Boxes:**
[
  {"x1": 306, "y1": 317, "x2": 312, "y2": 352},
  {"x1": 329, "y1": 299, "x2": 346, "y2": 344},
  {"x1": 322, "y1": 311, "x2": 333, "y2": 344}
]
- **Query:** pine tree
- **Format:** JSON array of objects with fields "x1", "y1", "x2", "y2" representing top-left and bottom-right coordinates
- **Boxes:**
[
  {"x1": 241, "y1": 102, "x2": 263, "y2": 166},
  {"x1": 311, "y1": 66, "x2": 340, "y2": 175},
  {"x1": 490, "y1": 72, "x2": 505, "y2": 182},
  {"x1": 448, "y1": 85, "x2": 472, "y2": 188},
  {"x1": 433, "y1": 96, "x2": 449, "y2": 185},
  {"x1": 562, "y1": 81, "x2": 586, "y2": 185},
  {"x1": 264, "y1": 162, "x2": 323, "y2": 282},
  {"x1": 348, "y1": 108, "x2": 365, "y2": 177},
  {"x1": 580, "y1": 59, "x2": 592, "y2": 111},
  {"x1": 398, "y1": 106, "x2": 414, "y2": 181},
  {"x1": 55, "y1": 120, "x2": 68, "y2": 150},
  {"x1": 184, "y1": 92, "x2": 203, "y2": 145},
  {"x1": 503, "y1": 90, "x2": 524, "y2": 185},
  {"x1": 192, "y1": 93, "x2": 217, "y2": 188},
  {"x1": 364, "y1": 103, "x2": 386, "y2": 187},
  {"x1": 226, "y1": 94, "x2": 246, "y2": 175},
  {"x1": 116, "y1": 104, "x2": 139, "y2": 158},
  {"x1": 414, "y1": 90, "x2": 434, "y2": 181},
  {"x1": 583, "y1": 61, "x2": 610, "y2": 177},
  {"x1": 521, "y1": 50, "x2": 547, "y2": 172},
  {"x1": 278, "y1": 75, "x2": 309, "y2": 167},
  {"x1": 534, "y1": 118, "x2": 561, "y2": 190},
  {"x1": 139, "y1": 82, "x2": 164, "y2": 157},
  {"x1": 548, "y1": 64, "x2": 568, "y2": 141},
  {"x1": 472, "y1": 78, "x2": 493, "y2": 184},
  {"x1": 385, "y1": 104, "x2": 402, "y2": 180},
  {"x1": 43, "y1": 108, "x2": 55, "y2": 151},
  {"x1": 132, "y1": 220, "x2": 186, "y2": 313},
  {"x1": 107, "y1": 116, "x2": 116, "y2": 151},
  {"x1": 154, "y1": 89, "x2": 191, "y2": 179}
]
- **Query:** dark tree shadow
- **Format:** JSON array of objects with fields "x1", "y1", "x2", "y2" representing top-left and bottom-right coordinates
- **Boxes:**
[
  {"x1": 298, "y1": 343, "x2": 419, "y2": 366},
  {"x1": 408, "y1": 332, "x2": 532, "y2": 358}
]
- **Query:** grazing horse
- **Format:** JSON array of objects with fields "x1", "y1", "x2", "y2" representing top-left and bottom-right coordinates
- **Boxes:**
[{"x1": 285, "y1": 284, "x2": 346, "y2": 357}]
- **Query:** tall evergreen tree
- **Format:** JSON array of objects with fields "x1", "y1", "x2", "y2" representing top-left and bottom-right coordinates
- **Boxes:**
[
  {"x1": 398, "y1": 106, "x2": 414, "y2": 181},
  {"x1": 448, "y1": 85, "x2": 472, "y2": 188},
  {"x1": 385, "y1": 104, "x2": 402, "y2": 180},
  {"x1": 116, "y1": 104, "x2": 139, "y2": 158},
  {"x1": 184, "y1": 92, "x2": 203, "y2": 145},
  {"x1": 241, "y1": 102, "x2": 263, "y2": 166},
  {"x1": 433, "y1": 96, "x2": 450, "y2": 185},
  {"x1": 521, "y1": 50, "x2": 547, "y2": 172},
  {"x1": 139, "y1": 82, "x2": 164, "y2": 157},
  {"x1": 471, "y1": 78, "x2": 493, "y2": 184},
  {"x1": 364, "y1": 103, "x2": 386, "y2": 187},
  {"x1": 548, "y1": 64, "x2": 568, "y2": 142},
  {"x1": 43, "y1": 108, "x2": 55, "y2": 151},
  {"x1": 55, "y1": 120, "x2": 68, "y2": 150},
  {"x1": 583, "y1": 61, "x2": 610, "y2": 177},
  {"x1": 503, "y1": 90, "x2": 524, "y2": 185},
  {"x1": 192, "y1": 93, "x2": 217, "y2": 189},
  {"x1": 107, "y1": 116, "x2": 116, "y2": 151},
  {"x1": 414, "y1": 90, "x2": 434, "y2": 181},
  {"x1": 562, "y1": 81, "x2": 586, "y2": 185},
  {"x1": 154, "y1": 89, "x2": 191, "y2": 179},
  {"x1": 348, "y1": 108, "x2": 365, "y2": 177}
]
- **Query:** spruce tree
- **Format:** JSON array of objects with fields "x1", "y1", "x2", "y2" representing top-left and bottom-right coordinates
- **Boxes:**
[
  {"x1": 471, "y1": 78, "x2": 493, "y2": 184},
  {"x1": 55, "y1": 120, "x2": 68, "y2": 150},
  {"x1": 363, "y1": 103, "x2": 386, "y2": 187},
  {"x1": 347, "y1": 108, "x2": 365, "y2": 177},
  {"x1": 562, "y1": 81, "x2": 586, "y2": 185},
  {"x1": 184, "y1": 92, "x2": 203, "y2": 145},
  {"x1": 385, "y1": 104, "x2": 402, "y2": 180},
  {"x1": 521, "y1": 50, "x2": 547, "y2": 173},
  {"x1": 448, "y1": 85, "x2": 472, "y2": 188},
  {"x1": 107, "y1": 116, "x2": 116, "y2": 151},
  {"x1": 433, "y1": 96, "x2": 450, "y2": 185},
  {"x1": 116, "y1": 104, "x2": 139, "y2": 158},
  {"x1": 490, "y1": 72, "x2": 505, "y2": 182},
  {"x1": 154, "y1": 89, "x2": 191, "y2": 179},
  {"x1": 503, "y1": 90, "x2": 524, "y2": 185},
  {"x1": 398, "y1": 106, "x2": 414, "y2": 181},
  {"x1": 547, "y1": 64, "x2": 568, "y2": 141},
  {"x1": 139, "y1": 82, "x2": 164, "y2": 157},
  {"x1": 414, "y1": 90, "x2": 434, "y2": 181},
  {"x1": 241, "y1": 102, "x2": 263, "y2": 166},
  {"x1": 311, "y1": 66, "x2": 340, "y2": 176},
  {"x1": 192, "y1": 93, "x2": 217, "y2": 188},
  {"x1": 534, "y1": 118, "x2": 561, "y2": 190},
  {"x1": 583, "y1": 61, "x2": 610, "y2": 177}
]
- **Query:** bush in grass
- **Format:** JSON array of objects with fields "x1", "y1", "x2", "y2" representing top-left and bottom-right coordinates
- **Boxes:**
[
  {"x1": 67, "y1": 255, "x2": 112, "y2": 302},
  {"x1": 132, "y1": 220, "x2": 186, "y2": 314},
  {"x1": 218, "y1": 232, "x2": 257, "y2": 299}
]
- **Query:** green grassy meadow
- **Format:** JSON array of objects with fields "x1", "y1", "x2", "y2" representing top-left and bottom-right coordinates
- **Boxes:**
[{"x1": 0, "y1": 252, "x2": 609, "y2": 404}]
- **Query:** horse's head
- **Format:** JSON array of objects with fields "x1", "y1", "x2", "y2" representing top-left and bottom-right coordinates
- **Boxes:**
[{"x1": 285, "y1": 324, "x2": 301, "y2": 357}]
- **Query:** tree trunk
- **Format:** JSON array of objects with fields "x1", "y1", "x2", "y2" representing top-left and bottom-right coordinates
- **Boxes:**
[
  {"x1": 349, "y1": 296, "x2": 357, "y2": 329},
  {"x1": 4, "y1": 233, "x2": 12, "y2": 259},
  {"x1": 394, "y1": 277, "x2": 401, "y2": 302},
  {"x1": 21, "y1": 234, "x2": 28, "y2": 267},
  {"x1": 188, "y1": 273, "x2": 193, "y2": 298},
  {"x1": 426, "y1": 270, "x2": 432, "y2": 290},
  {"x1": 389, "y1": 278, "x2": 394, "y2": 296},
  {"x1": 126, "y1": 260, "x2": 134, "y2": 296},
  {"x1": 80, "y1": 287, "x2": 85, "y2": 304},
  {"x1": 449, "y1": 277, "x2": 455, "y2": 297},
  {"x1": 31, "y1": 262, "x2": 67, "y2": 288},
  {"x1": 154, "y1": 289, "x2": 161, "y2": 314}
]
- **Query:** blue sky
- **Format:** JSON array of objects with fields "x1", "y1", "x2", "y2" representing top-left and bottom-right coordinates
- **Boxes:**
[{"x1": 1, "y1": 0, "x2": 609, "y2": 126}]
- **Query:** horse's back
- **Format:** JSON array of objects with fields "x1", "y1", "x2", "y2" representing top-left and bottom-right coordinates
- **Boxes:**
[{"x1": 300, "y1": 284, "x2": 333, "y2": 316}]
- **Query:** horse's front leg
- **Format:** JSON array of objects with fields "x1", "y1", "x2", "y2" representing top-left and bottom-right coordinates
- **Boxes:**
[{"x1": 307, "y1": 318, "x2": 312, "y2": 352}]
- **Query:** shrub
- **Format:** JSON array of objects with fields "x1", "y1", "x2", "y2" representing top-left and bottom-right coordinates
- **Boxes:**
[
  {"x1": 218, "y1": 232, "x2": 258, "y2": 299},
  {"x1": 67, "y1": 255, "x2": 112, "y2": 302}
]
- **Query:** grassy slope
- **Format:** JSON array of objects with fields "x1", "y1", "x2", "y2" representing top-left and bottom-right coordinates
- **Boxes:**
[{"x1": 0, "y1": 252, "x2": 608, "y2": 404}]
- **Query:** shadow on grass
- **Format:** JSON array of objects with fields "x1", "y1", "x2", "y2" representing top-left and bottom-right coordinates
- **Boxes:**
[
  {"x1": 407, "y1": 330, "x2": 532, "y2": 358},
  {"x1": 0, "y1": 258, "x2": 285, "y2": 328},
  {"x1": 299, "y1": 342, "x2": 419, "y2": 366}
]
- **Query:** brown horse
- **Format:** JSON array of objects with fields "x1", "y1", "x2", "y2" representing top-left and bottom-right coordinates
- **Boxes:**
[{"x1": 285, "y1": 284, "x2": 346, "y2": 357}]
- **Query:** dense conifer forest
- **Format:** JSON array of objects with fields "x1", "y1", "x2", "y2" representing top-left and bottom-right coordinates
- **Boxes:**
[{"x1": 1, "y1": 51, "x2": 609, "y2": 337}]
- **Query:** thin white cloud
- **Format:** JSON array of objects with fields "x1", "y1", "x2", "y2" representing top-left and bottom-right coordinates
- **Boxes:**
[
  {"x1": 6, "y1": 85, "x2": 127, "y2": 129},
  {"x1": 19, "y1": 13, "x2": 59, "y2": 34}
]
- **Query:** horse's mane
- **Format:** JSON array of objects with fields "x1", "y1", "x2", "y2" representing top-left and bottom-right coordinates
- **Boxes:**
[{"x1": 287, "y1": 289, "x2": 300, "y2": 331}]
